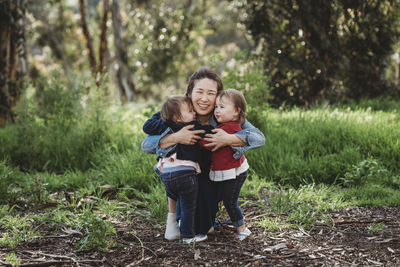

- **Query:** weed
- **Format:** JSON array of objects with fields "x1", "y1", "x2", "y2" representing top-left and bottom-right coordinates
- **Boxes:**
[
  {"x1": 368, "y1": 222, "x2": 385, "y2": 234},
  {"x1": 5, "y1": 252, "x2": 21, "y2": 266},
  {"x1": 340, "y1": 159, "x2": 389, "y2": 187},
  {"x1": 0, "y1": 205, "x2": 14, "y2": 218},
  {"x1": 0, "y1": 161, "x2": 23, "y2": 204},
  {"x1": 261, "y1": 186, "x2": 298, "y2": 215},
  {"x1": 257, "y1": 216, "x2": 293, "y2": 231},
  {"x1": 0, "y1": 215, "x2": 40, "y2": 249},
  {"x1": 76, "y1": 210, "x2": 116, "y2": 251}
]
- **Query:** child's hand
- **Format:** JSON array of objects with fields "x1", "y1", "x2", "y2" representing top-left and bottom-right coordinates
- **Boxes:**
[
  {"x1": 174, "y1": 125, "x2": 205, "y2": 145},
  {"x1": 203, "y1": 128, "x2": 231, "y2": 151}
]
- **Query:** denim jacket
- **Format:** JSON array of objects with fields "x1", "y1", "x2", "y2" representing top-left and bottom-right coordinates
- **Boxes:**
[{"x1": 141, "y1": 115, "x2": 265, "y2": 159}]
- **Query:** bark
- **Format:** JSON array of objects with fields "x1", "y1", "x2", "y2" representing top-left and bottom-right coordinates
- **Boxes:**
[
  {"x1": 97, "y1": 0, "x2": 110, "y2": 86},
  {"x1": 111, "y1": 0, "x2": 138, "y2": 103},
  {"x1": 79, "y1": 0, "x2": 97, "y2": 76},
  {"x1": 0, "y1": 0, "x2": 26, "y2": 126}
]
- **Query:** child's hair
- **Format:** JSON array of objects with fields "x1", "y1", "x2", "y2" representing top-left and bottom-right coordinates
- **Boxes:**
[
  {"x1": 218, "y1": 89, "x2": 247, "y2": 124},
  {"x1": 161, "y1": 95, "x2": 193, "y2": 122}
]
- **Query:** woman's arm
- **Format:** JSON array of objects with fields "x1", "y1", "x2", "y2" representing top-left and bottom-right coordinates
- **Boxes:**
[
  {"x1": 141, "y1": 128, "x2": 176, "y2": 157},
  {"x1": 142, "y1": 125, "x2": 206, "y2": 156}
]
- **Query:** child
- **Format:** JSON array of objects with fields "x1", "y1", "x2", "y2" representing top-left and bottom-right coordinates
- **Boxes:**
[
  {"x1": 200, "y1": 89, "x2": 251, "y2": 240},
  {"x1": 144, "y1": 95, "x2": 211, "y2": 243}
]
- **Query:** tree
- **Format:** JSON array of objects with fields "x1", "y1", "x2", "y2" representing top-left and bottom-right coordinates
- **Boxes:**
[
  {"x1": 111, "y1": 0, "x2": 138, "y2": 102},
  {"x1": 242, "y1": 0, "x2": 400, "y2": 105},
  {"x1": 79, "y1": 0, "x2": 110, "y2": 86},
  {"x1": 0, "y1": 0, "x2": 27, "y2": 126}
]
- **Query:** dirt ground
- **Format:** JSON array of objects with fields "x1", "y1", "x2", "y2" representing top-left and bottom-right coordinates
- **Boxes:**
[{"x1": 1, "y1": 203, "x2": 400, "y2": 266}]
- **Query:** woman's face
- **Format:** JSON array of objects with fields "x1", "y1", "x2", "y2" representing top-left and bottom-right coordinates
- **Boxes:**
[{"x1": 190, "y1": 78, "x2": 218, "y2": 117}]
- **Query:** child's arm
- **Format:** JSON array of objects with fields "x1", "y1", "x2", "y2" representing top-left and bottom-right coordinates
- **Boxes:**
[{"x1": 142, "y1": 111, "x2": 169, "y2": 135}]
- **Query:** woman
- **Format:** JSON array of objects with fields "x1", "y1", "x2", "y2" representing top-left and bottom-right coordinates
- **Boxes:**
[{"x1": 142, "y1": 67, "x2": 265, "y2": 239}]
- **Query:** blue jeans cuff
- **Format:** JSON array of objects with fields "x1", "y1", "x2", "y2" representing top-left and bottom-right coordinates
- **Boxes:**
[{"x1": 232, "y1": 218, "x2": 245, "y2": 227}]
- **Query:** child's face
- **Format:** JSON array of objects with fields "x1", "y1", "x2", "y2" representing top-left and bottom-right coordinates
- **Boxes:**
[
  {"x1": 176, "y1": 102, "x2": 196, "y2": 123},
  {"x1": 214, "y1": 96, "x2": 239, "y2": 123}
]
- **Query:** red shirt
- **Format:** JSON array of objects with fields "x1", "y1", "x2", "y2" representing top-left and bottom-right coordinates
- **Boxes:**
[{"x1": 199, "y1": 121, "x2": 245, "y2": 171}]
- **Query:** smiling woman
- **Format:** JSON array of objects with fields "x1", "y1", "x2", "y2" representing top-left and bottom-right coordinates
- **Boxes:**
[
  {"x1": 141, "y1": 67, "x2": 266, "y2": 242},
  {"x1": 190, "y1": 79, "x2": 219, "y2": 122}
]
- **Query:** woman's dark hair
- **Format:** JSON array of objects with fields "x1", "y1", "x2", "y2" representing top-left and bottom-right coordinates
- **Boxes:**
[{"x1": 186, "y1": 67, "x2": 223, "y2": 97}]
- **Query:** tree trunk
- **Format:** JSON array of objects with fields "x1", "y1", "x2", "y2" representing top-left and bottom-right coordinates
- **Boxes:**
[
  {"x1": 98, "y1": 0, "x2": 110, "y2": 86},
  {"x1": 0, "y1": 0, "x2": 26, "y2": 127},
  {"x1": 111, "y1": 0, "x2": 138, "y2": 103},
  {"x1": 79, "y1": 0, "x2": 97, "y2": 76}
]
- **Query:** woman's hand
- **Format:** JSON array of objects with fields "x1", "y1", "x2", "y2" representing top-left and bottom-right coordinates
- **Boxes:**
[
  {"x1": 203, "y1": 128, "x2": 246, "y2": 152},
  {"x1": 160, "y1": 125, "x2": 205, "y2": 148}
]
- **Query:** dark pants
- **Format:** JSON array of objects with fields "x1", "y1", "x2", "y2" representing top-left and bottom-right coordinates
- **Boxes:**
[
  {"x1": 219, "y1": 171, "x2": 248, "y2": 227},
  {"x1": 161, "y1": 170, "x2": 198, "y2": 238}
]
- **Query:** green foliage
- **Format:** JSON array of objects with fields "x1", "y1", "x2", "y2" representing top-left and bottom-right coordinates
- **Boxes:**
[
  {"x1": 4, "y1": 253, "x2": 21, "y2": 267},
  {"x1": 0, "y1": 79, "x2": 110, "y2": 172},
  {"x1": 0, "y1": 215, "x2": 40, "y2": 249},
  {"x1": 343, "y1": 184, "x2": 400, "y2": 207},
  {"x1": 242, "y1": 0, "x2": 400, "y2": 105},
  {"x1": 208, "y1": 50, "x2": 272, "y2": 128},
  {"x1": 76, "y1": 210, "x2": 116, "y2": 252},
  {"x1": 259, "y1": 184, "x2": 345, "y2": 230},
  {"x1": 367, "y1": 222, "x2": 385, "y2": 234},
  {"x1": 0, "y1": 161, "x2": 23, "y2": 204},
  {"x1": 257, "y1": 217, "x2": 292, "y2": 232},
  {"x1": 248, "y1": 106, "x2": 400, "y2": 186},
  {"x1": 340, "y1": 159, "x2": 391, "y2": 187}
]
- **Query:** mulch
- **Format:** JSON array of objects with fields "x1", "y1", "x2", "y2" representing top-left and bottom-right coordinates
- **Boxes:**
[{"x1": 1, "y1": 203, "x2": 400, "y2": 266}]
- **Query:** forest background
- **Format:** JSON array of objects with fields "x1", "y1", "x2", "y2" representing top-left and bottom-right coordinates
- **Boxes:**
[{"x1": 1, "y1": 0, "x2": 400, "y2": 263}]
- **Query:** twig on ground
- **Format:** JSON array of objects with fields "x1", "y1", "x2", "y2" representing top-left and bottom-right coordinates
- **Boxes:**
[
  {"x1": 22, "y1": 251, "x2": 80, "y2": 267},
  {"x1": 0, "y1": 259, "x2": 12, "y2": 267}
]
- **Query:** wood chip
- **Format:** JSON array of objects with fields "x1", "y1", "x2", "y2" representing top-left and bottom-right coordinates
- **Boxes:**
[
  {"x1": 194, "y1": 249, "x2": 201, "y2": 260},
  {"x1": 367, "y1": 259, "x2": 383, "y2": 265},
  {"x1": 263, "y1": 243, "x2": 287, "y2": 252}
]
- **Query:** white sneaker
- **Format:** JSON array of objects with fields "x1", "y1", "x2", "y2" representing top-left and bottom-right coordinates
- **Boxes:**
[
  {"x1": 236, "y1": 227, "x2": 251, "y2": 241},
  {"x1": 165, "y1": 212, "x2": 180, "y2": 241},
  {"x1": 182, "y1": 234, "x2": 208, "y2": 244}
]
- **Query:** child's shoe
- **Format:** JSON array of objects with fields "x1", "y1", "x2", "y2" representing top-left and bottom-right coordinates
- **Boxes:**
[
  {"x1": 236, "y1": 227, "x2": 251, "y2": 241},
  {"x1": 165, "y1": 212, "x2": 180, "y2": 241},
  {"x1": 182, "y1": 234, "x2": 208, "y2": 244}
]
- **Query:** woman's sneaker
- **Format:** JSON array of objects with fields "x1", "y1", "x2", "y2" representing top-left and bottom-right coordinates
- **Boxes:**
[
  {"x1": 182, "y1": 234, "x2": 208, "y2": 244},
  {"x1": 236, "y1": 227, "x2": 251, "y2": 241}
]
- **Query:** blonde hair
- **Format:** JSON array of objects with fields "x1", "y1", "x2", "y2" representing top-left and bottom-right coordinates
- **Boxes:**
[
  {"x1": 218, "y1": 89, "x2": 247, "y2": 124},
  {"x1": 161, "y1": 95, "x2": 192, "y2": 122}
]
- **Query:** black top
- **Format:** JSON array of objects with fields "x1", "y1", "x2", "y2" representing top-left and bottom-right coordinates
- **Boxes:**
[{"x1": 142, "y1": 111, "x2": 214, "y2": 163}]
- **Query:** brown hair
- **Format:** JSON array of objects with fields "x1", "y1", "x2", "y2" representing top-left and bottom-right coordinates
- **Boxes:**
[
  {"x1": 186, "y1": 67, "x2": 223, "y2": 97},
  {"x1": 160, "y1": 95, "x2": 192, "y2": 122},
  {"x1": 218, "y1": 89, "x2": 247, "y2": 124}
]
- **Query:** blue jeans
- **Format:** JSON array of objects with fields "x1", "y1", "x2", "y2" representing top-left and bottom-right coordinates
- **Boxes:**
[
  {"x1": 161, "y1": 170, "x2": 198, "y2": 238},
  {"x1": 219, "y1": 171, "x2": 248, "y2": 227}
]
